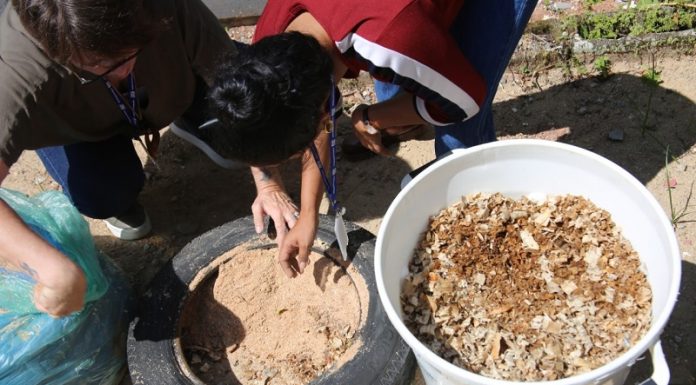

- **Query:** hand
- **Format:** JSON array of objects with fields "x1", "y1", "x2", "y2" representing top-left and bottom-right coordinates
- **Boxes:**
[
  {"x1": 251, "y1": 188, "x2": 300, "y2": 248},
  {"x1": 277, "y1": 213, "x2": 318, "y2": 278},
  {"x1": 33, "y1": 261, "x2": 87, "y2": 317},
  {"x1": 351, "y1": 104, "x2": 392, "y2": 157}
]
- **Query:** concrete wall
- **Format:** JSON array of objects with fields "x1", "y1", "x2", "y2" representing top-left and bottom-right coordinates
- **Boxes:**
[
  {"x1": 0, "y1": 1, "x2": 264, "y2": 23},
  {"x1": 202, "y1": 0, "x2": 266, "y2": 24}
]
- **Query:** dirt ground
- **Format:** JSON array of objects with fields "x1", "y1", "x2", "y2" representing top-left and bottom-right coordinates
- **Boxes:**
[{"x1": 3, "y1": 5, "x2": 696, "y2": 385}]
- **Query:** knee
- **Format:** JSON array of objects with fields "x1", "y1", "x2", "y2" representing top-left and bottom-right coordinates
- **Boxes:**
[{"x1": 67, "y1": 178, "x2": 143, "y2": 219}]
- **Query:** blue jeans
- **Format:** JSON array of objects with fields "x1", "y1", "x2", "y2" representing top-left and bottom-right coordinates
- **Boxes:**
[
  {"x1": 37, "y1": 135, "x2": 145, "y2": 219},
  {"x1": 374, "y1": 0, "x2": 539, "y2": 156}
]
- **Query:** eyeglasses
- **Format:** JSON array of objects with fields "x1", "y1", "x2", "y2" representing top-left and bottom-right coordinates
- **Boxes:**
[{"x1": 74, "y1": 49, "x2": 141, "y2": 85}]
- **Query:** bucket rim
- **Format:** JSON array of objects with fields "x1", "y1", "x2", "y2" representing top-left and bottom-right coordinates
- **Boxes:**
[{"x1": 375, "y1": 139, "x2": 682, "y2": 384}]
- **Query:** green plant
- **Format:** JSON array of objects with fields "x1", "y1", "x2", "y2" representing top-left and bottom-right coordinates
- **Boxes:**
[
  {"x1": 575, "y1": 4, "x2": 696, "y2": 40},
  {"x1": 639, "y1": 52, "x2": 663, "y2": 135},
  {"x1": 664, "y1": 147, "x2": 695, "y2": 228},
  {"x1": 582, "y1": 0, "x2": 603, "y2": 10},
  {"x1": 642, "y1": 66, "x2": 663, "y2": 85},
  {"x1": 576, "y1": 63, "x2": 590, "y2": 76},
  {"x1": 593, "y1": 55, "x2": 612, "y2": 79}
]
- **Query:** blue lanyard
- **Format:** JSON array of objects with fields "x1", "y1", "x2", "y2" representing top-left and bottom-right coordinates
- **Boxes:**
[
  {"x1": 103, "y1": 73, "x2": 139, "y2": 128},
  {"x1": 309, "y1": 83, "x2": 341, "y2": 213}
]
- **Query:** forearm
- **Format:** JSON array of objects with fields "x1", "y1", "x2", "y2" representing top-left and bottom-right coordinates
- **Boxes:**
[
  {"x1": 250, "y1": 165, "x2": 286, "y2": 193},
  {"x1": 0, "y1": 200, "x2": 79, "y2": 286},
  {"x1": 364, "y1": 92, "x2": 425, "y2": 129},
  {"x1": 299, "y1": 134, "x2": 330, "y2": 216}
]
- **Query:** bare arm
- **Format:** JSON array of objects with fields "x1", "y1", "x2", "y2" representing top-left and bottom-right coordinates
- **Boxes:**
[
  {"x1": 0, "y1": 160, "x2": 86, "y2": 316},
  {"x1": 350, "y1": 92, "x2": 426, "y2": 156},
  {"x1": 249, "y1": 165, "x2": 299, "y2": 245},
  {"x1": 298, "y1": 131, "x2": 328, "y2": 219},
  {"x1": 275, "y1": 132, "x2": 328, "y2": 277}
]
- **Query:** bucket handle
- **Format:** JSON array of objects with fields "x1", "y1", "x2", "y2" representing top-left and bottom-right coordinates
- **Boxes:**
[{"x1": 638, "y1": 340, "x2": 670, "y2": 385}]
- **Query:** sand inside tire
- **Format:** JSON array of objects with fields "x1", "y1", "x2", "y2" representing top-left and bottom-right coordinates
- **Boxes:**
[{"x1": 179, "y1": 242, "x2": 368, "y2": 385}]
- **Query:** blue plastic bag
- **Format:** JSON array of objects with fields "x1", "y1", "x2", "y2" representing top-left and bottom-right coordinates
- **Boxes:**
[{"x1": 0, "y1": 188, "x2": 132, "y2": 385}]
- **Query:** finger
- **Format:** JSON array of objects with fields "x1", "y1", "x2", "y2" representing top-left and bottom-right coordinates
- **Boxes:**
[
  {"x1": 296, "y1": 245, "x2": 311, "y2": 274},
  {"x1": 251, "y1": 204, "x2": 266, "y2": 234},
  {"x1": 32, "y1": 286, "x2": 50, "y2": 313},
  {"x1": 285, "y1": 210, "x2": 300, "y2": 228},
  {"x1": 279, "y1": 259, "x2": 297, "y2": 278},
  {"x1": 370, "y1": 142, "x2": 392, "y2": 157},
  {"x1": 357, "y1": 134, "x2": 381, "y2": 151},
  {"x1": 274, "y1": 215, "x2": 289, "y2": 247},
  {"x1": 362, "y1": 139, "x2": 389, "y2": 157},
  {"x1": 33, "y1": 286, "x2": 62, "y2": 317},
  {"x1": 277, "y1": 245, "x2": 299, "y2": 278}
]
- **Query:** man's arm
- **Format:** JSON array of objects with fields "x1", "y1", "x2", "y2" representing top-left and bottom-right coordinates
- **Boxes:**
[{"x1": 0, "y1": 160, "x2": 86, "y2": 316}]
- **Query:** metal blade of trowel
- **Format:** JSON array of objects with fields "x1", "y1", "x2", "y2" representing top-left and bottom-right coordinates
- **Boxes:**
[{"x1": 334, "y1": 213, "x2": 349, "y2": 261}]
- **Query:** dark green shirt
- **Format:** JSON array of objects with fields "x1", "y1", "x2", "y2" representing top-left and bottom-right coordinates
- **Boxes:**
[{"x1": 0, "y1": 0, "x2": 235, "y2": 165}]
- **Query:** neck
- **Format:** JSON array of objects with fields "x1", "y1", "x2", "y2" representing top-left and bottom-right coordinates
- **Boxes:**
[
  {"x1": 105, "y1": 72, "x2": 131, "y2": 88},
  {"x1": 286, "y1": 12, "x2": 347, "y2": 79}
]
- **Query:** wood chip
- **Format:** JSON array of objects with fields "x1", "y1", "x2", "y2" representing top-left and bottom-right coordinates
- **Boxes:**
[{"x1": 401, "y1": 193, "x2": 652, "y2": 381}]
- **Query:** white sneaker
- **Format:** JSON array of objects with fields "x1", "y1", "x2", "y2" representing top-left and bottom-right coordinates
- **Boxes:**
[{"x1": 103, "y1": 202, "x2": 152, "y2": 240}]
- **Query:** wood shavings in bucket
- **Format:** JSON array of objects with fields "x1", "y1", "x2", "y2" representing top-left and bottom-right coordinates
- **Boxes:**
[
  {"x1": 179, "y1": 242, "x2": 367, "y2": 385},
  {"x1": 401, "y1": 193, "x2": 652, "y2": 381}
]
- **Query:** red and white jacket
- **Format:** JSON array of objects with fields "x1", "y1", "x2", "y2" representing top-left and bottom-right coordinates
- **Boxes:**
[{"x1": 254, "y1": 0, "x2": 487, "y2": 126}]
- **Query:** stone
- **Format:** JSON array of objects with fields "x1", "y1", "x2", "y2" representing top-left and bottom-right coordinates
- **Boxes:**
[{"x1": 608, "y1": 128, "x2": 625, "y2": 142}]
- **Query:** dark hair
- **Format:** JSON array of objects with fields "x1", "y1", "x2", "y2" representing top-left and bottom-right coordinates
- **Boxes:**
[
  {"x1": 207, "y1": 31, "x2": 333, "y2": 166},
  {"x1": 11, "y1": 0, "x2": 161, "y2": 63}
]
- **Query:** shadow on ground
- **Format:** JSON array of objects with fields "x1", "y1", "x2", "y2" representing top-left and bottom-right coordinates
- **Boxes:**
[
  {"x1": 337, "y1": 72, "x2": 696, "y2": 232},
  {"x1": 495, "y1": 73, "x2": 696, "y2": 184},
  {"x1": 635, "y1": 260, "x2": 696, "y2": 385}
]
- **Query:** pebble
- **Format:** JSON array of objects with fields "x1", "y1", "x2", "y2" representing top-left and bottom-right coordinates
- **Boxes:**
[
  {"x1": 608, "y1": 128, "x2": 625, "y2": 142},
  {"x1": 552, "y1": 2, "x2": 573, "y2": 11},
  {"x1": 331, "y1": 338, "x2": 344, "y2": 348}
]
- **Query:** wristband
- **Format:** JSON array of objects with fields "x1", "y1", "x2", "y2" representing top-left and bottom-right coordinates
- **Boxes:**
[{"x1": 361, "y1": 106, "x2": 379, "y2": 135}]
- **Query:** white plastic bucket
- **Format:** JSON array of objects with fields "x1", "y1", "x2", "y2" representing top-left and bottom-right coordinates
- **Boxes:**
[{"x1": 375, "y1": 140, "x2": 681, "y2": 385}]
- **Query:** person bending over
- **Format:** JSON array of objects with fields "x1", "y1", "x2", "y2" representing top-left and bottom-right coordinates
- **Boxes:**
[
  {"x1": 207, "y1": 0, "x2": 538, "y2": 277},
  {"x1": 0, "y1": 0, "x2": 299, "y2": 315}
]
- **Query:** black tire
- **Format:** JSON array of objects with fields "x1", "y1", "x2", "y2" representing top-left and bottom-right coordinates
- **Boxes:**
[{"x1": 127, "y1": 215, "x2": 415, "y2": 385}]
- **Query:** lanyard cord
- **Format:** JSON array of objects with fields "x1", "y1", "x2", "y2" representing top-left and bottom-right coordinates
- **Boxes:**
[
  {"x1": 103, "y1": 73, "x2": 139, "y2": 128},
  {"x1": 103, "y1": 73, "x2": 161, "y2": 164},
  {"x1": 308, "y1": 80, "x2": 340, "y2": 213}
]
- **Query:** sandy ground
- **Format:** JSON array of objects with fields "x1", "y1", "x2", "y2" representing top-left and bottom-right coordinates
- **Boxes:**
[{"x1": 3, "y1": 12, "x2": 695, "y2": 385}]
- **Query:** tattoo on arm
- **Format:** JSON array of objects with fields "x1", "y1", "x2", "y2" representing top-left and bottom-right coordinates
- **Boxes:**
[
  {"x1": 20, "y1": 262, "x2": 38, "y2": 279},
  {"x1": 259, "y1": 168, "x2": 271, "y2": 182}
]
